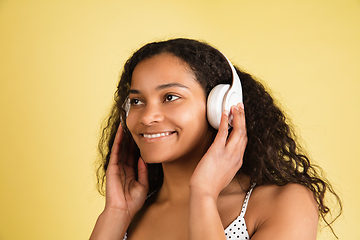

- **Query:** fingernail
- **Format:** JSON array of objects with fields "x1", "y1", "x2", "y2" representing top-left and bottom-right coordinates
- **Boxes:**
[
  {"x1": 238, "y1": 103, "x2": 244, "y2": 109},
  {"x1": 233, "y1": 105, "x2": 239, "y2": 111},
  {"x1": 223, "y1": 110, "x2": 229, "y2": 116}
]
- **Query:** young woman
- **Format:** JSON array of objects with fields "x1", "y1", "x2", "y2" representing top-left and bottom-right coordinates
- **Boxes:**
[{"x1": 90, "y1": 38, "x2": 341, "y2": 240}]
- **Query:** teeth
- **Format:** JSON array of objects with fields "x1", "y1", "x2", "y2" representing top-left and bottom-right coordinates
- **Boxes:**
[{"x1": 143, "y1": 132, "x2": 171, "y2": 138}]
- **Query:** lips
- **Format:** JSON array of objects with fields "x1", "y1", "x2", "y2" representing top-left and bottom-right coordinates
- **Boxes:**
[{"x1": 141, "y1": 131, "x2": 176, "y2": 139}]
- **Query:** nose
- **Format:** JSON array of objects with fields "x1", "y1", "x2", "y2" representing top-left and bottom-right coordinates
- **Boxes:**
[{"x1": 139, "y1": 104, "x2": 165, "y2": 125}]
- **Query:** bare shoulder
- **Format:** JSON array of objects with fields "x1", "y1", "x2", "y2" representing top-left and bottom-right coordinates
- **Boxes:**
[
  {"x1": 246, "y1": 183, "x2": 319, "y2": 240},
  {"x1": 254, "y1": 183, "x2": 317, "y2": 205}
]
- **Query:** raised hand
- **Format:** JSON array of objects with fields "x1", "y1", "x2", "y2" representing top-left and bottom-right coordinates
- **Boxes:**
[
  {"x1": 189, "y1": 103, "x2": 247, "y2": 199},
  {"x1": 105, "y1": 124, "x2": 149, "y2": 219},
  {"x1": 90, "y1": 125, "x2": 149, "y2": 240}
]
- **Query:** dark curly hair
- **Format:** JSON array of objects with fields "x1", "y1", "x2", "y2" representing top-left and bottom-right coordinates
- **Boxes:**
[{"x1": 96, "y1": 38, "x2": 342, "y2": 237}]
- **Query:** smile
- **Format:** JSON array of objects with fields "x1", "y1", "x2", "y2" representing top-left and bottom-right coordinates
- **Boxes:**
[{"x1": 142, "y1": 132, "x2": 175, "y2": 139}]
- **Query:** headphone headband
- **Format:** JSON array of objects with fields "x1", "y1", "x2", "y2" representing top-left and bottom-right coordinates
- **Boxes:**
[{"x1": 207, "y1": 53, "x2": 243, "y2": 129}]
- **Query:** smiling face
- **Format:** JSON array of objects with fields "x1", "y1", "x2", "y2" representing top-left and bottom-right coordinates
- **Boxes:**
[{"x1": 126, "y1": 53, "x2": 215, "y2": 164}]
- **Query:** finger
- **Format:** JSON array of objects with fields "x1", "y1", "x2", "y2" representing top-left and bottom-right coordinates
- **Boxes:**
[
  {"x1": 124, "y1": 138, "x2": 136, "y2": 166},
  {"x1": 213, "y1": 110, "x2": 230, "y2": 146},
  {"x1": 108, "y1": 124, "x2": 124, "y2": 168},
  {"x1": 237, "y1": 103, "x2": 247, "y2": 137},
  {"x1": 137, "y1": 157, "x2": 149, "y2": 190},
  {"x1": 120, "y1": 139, "x2": 136, "y2": 184},
  {"x1": 226, "y1": 103, "x2": 247, "y2": 149},
  {"x1": 238, "y1": 103, "x2": 246, "y2": 130}
]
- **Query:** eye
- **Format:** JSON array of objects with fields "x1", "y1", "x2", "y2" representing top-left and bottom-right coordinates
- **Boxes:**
[
  {"x1": 164, "y1": 94, "x2": 180, "y2": 102},
  {"x1": 130, "y1": 98, "x2": 144, "y2": 106}
]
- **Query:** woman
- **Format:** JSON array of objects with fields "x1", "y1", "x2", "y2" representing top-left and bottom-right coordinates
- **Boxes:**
[{"x1": 90, "y1": 38, "x2": 341, "y2": 240}]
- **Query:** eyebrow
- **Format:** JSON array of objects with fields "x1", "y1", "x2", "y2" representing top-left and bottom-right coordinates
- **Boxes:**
[
  {"x1": 156, "y1": 82, "x2": 189, "y2": 91},
  {"x1": 129, "y1": 82, "x2": 189, "y2": 94}
]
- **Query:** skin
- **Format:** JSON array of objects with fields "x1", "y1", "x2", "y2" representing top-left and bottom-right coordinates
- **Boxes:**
[{"x1": 90, "y1": 53, "x2": 319, "y2": 240}]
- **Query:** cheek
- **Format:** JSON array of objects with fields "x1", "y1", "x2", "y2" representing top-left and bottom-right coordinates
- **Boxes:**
[
  {"x1": 125, "y1": 113, "x2": 137, "y2": 136},
  {"x1": 172, "y1": 101, "x2": 208, "y2": 128}
]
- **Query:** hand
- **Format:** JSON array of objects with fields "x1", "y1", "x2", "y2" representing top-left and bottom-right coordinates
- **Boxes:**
[
  {"x1": 104, "y1": 124, "x2": 149, "y2": 219},
  {"x1": 190, "y1": 103, "x2": 247, "y2": 199}
]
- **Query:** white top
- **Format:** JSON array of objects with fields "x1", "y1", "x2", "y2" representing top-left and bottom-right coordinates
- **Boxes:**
[
  {"x1": 224, "y1": 184, "x2": 255, "y2": 239},
  {"x1": 123, "y1": 184, "x2": 255, "y2": 240}
]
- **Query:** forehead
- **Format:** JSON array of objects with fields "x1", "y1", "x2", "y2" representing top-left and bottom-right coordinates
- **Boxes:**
[{"x1": 130, "y1": 53, "x2": 202, "y2": 91}]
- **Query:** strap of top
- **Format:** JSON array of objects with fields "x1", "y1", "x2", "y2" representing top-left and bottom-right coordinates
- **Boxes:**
[{"x1": 239, "y1": 183, "x2": 256, "y2": 218}]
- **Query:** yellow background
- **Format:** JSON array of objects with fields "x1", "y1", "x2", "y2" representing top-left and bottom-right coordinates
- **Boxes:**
[{"x1": 0, "y1": 0, "x2": 359, "y2": 239}]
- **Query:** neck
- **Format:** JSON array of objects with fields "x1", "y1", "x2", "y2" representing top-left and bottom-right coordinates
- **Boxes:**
[
  {"x1": 156, "y1": 159, "x2": 251, "y2": 203},
  {"x1": 156, "y1": 154, "x2": 200, "y2": 204},
  {"x1": 156, "y1": 130, "x2": 215, "y2": 204}
]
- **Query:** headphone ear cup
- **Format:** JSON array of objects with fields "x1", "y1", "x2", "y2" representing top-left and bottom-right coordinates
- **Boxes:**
[
  {"x1": 207, "y1": 84, "x2": 230, "y2": 129},
  {"x1": 121, "y1": 98, "x2": 130, "y2": 126},
  {"x1": 124, "y1": 98, "x2": 130, "y2": 117}
]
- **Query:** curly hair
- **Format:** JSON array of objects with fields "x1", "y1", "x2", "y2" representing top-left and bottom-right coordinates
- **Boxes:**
[{"x1": 95, "y1": 38, "x2": 342, "y2": 237}]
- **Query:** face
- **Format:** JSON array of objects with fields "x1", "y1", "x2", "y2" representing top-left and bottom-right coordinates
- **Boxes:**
[{"x1": 126, "y1": 53, "x2": 215, "y2": 164}]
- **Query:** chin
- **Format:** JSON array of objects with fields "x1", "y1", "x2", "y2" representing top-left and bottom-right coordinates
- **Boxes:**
[{"x1": 140, "y1": 151, "x2": 172, "y2": 164}]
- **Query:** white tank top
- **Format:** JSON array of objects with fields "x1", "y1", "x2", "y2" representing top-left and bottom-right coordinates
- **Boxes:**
[
  {"x1": 123, "y1": 184, "x2": 255, "y2": 240},
  {"x1": 224, "y1": 184, "x2": 255, "y2": 239}
]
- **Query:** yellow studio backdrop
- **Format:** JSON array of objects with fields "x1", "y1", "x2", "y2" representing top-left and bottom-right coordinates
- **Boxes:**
[{"x1": 0, "y1": 0, "x2": 359, "y2": 239}]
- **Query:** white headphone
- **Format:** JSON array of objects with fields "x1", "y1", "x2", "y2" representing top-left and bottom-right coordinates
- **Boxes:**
[{"x1": 207, "y1": 55, "x2": 243, "y2": 129}]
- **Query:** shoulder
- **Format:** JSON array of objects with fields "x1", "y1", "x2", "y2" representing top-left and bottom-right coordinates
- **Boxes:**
[
  {"x1": 252, "y1": 183, "x2": 317, "y2": 206},
  {"x1": 246, "y1": 183, "x2": 319, "y2": 240}
]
